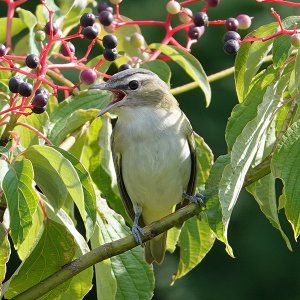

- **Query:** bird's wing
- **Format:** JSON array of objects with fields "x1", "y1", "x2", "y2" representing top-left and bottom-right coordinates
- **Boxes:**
[
  {"x1": 175, "y1": 114, "x2": 197, "y2": 211},
  {"x1": 111, "y1": 133, "x2": 136, "y2": 222}
]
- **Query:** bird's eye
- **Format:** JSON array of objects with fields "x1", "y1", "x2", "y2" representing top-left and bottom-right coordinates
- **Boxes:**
[{"x1": 128, "y1": 80, "x2": 139, "y2": 90}]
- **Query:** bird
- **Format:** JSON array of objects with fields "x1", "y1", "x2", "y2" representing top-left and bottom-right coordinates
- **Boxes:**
[{"x1": 91, "y1": 68, "x2": 199, "y2": 264}]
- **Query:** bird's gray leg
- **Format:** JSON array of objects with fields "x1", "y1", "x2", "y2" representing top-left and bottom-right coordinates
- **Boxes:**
[
  {"x1": 183, "y1": 192, "x2": 206, "y2": 207},
  {"x1": 132, "y1": 205, "x2": 144, "y2": 245}
]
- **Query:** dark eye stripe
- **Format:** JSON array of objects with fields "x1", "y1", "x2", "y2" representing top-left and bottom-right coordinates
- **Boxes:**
[{"x1": 128, "y1": 80, "x2": 139, "y2": 90}]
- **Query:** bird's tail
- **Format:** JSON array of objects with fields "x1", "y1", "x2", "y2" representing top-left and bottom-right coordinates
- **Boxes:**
[{"x1": 144, "y1": 232, "x2": 167, "y2": 264}]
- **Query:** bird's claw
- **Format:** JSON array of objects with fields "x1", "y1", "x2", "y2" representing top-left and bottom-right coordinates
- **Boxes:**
[
  {"x1": 183, "y1": 192, "x2": 206, "y2": 208},
  {"x1": 132, "y1": 224, "x2": 144, "y2": 245}
]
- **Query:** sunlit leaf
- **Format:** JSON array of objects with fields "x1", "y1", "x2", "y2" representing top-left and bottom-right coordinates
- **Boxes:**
[
  {"x1": 91, "y1": 195, "x2": 154, "y2": 300},
  {"x1": 0, "y1": 18, "x2": 26, "y2": 43},
  {"x1": 5, "y1": 220, "x2": 76, "y2": 299},
  {"x1": 149, "y1": 43, "x2": 211, "y2": 106},
  {"x1": 272, "y1": 119, "x2": 300, "y2": 239},
  {"x1": 51, "y1": 146, "x2": 97, "y2": 240},
  {"x1": 23, "y1": 145, "x2": 84, "y2": 213},
  {"x1": 2, "y1": 159, "x2": 39, "y2": 247},
  {"x1": 0, "y1": 223, "x2": 10, "y2": 285}
]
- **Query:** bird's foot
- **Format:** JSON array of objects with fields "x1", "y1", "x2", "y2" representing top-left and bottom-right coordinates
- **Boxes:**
[
  {"x1": 132, "y1": 223, "x2": 144, "y2": 245},
  {"x1": 183, "y1": 192, "x2": 206, "y2": 208}
]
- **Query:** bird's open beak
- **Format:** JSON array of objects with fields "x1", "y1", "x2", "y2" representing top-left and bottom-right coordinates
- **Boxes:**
[{"x1": 90, "y1": 83, "x2": 126, "y2": 117}]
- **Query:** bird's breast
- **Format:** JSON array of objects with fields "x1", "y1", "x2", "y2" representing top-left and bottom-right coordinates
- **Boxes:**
[{"x1": 112, "y1": 106, "x2": 192, "y2": 223}]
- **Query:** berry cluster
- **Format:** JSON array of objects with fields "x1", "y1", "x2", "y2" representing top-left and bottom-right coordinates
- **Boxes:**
[{"x1": 0, "y1": 0, "x2": 255, "y2": 120}]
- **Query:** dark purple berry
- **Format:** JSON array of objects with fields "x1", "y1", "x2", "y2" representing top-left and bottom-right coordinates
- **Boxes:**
[
  {"x1": 97, "y1": 2, "x2": 113, "y2": 13},
  {"x1": 18, "y1": 82, "x2": 33, "y2": 97},
  {"x1": 45, "y1": 21, "x2": 59, "y2": 35},
  {"x1": 25, "y1": 54, "x2": 40, "y2": 69},
  {"x1": 225, "y1": 17, "x2": 239, "y2": 31},
  {"x1": 35, "y1": 88, "x2": 49, "y2": 98},
  {"x1": 32, "y1": 93, "x2": 48, "y2": 108},
  {"x1": 187, "y1": 26, "x2": 204, "y2": 40},
  {"x1": 0, "y1": 44, "x2": 6, "y2": 57},
  {"x1": 223, "y1": 39, "x2": 240, "y2": 55},
  {"x1": 194, "y1": 12, "x2": 208, "y2": 27},
  {"x1": 102, "y1": 34, "x2": 118, "y2": 49},
  {"x1": 82, "y1": 26, "x2": 99, "y2": 40},
  {"x1": 9, "y1": 77, "x2": 23, "y2": 93},
  {"x1": 118, "y1": 64, "x2": 131, "y2": 72},
  {"x1": 32, "y1": 106, "x2": 46, "y2": 114},
  {"x1": 223, "y1": 31, "x2": 241, "y2": 43},
  {"x1": 60, "y1": 42, "x2": 75, "y2": 56},
  {"x1": 80, "y1": 69, "x2": 97, "y2": 84},
  {"x1": 98, "y1": 11, "x2": 114, "y2": 26},
  {"x1": 103, "y1": 48, "x2": 118, "y2": 61},
  {"x1": 204, "y1": 0, "x2": 220, "y2": 7},
  {"x1": 80, "y1": 12, "x2": 96, "y2": 27}
]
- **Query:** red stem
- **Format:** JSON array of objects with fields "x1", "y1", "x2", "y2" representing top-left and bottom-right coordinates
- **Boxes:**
[
  {"x1": 257, "y1": 0, "x2": 300, "y2": 6},
  {"x1": 16, "y1": 122, "x2": 53, "y2": 145}
]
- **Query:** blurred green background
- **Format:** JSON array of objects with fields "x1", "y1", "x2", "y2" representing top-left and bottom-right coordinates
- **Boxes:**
[{"x1": 1, "y1": 0, "x2": 299, "y2": 299}]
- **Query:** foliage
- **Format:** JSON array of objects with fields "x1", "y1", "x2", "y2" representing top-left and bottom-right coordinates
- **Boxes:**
[{"x1": 0, "y1": 0, "x2": 300, "y2": 299}]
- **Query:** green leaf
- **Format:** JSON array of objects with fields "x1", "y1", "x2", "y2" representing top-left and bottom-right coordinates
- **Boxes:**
[
  {"x1": 48, "y1": 89, "x2": 111, "y2": 145},
  {"x1": 91, "y1": 195, "x2": 154, "y2": 300},
  {"x1": 247, "y1": 174, "x2": 292, "y2": 250},
  {"x1": 45, "y1": 205, "x2": 93, "y2": 300},
  {"x1": 235, "y1": 22, "x2": 277, "y2": 102},
  {"x1": 166, "y1": 227, "x2": 181, "y2": 253},
  {"x1": 288, "y1": 49, "x2": 300, "y2": 94},
  {"x1": 88, "y1": 117, "x2": 129, "y2": 221},
  {"x1": 14, "y1": 112, "x2": 49, "y2": 148},
  {"x1": 0, "y1": 223, "x2": 10, "y2": 285},
  {"x1": 272, "y1": 119, "x2": 300, "y2": 239},
  {"x1": 5, "y1": 220, "x2": 76, "y2": 299},
  {"x1": 172, "y1": 216, "x2": 214, "y2": 284},
  {"x1": 220, "y1": 80, "x2": 286, "y2": 245},
  {"x1": 272, "y1": 16, "x2": 300, "y2": 69},
  {"x1": 51, "y1": 146, "x2": 97, "y2": 240},
  {"x1": 204, "y1": 154, "x2": 233, "y2": 256},
  {"x1": 141, "y1": 60, "x2": 171, "y2": 85},
  {"x1": 149, "y1": 43, "x2": 211, "y2": 107},
  {"x1": 194, "y1": 133, "x2": 214, "y2": 189},
  {"x1": 2, "y1": 159, "x2": 39, "y2": 247},
  {"x1": 16, "y1": 8, "x2": 39, "y2": 55},
  {"x1": 0, "y1": 18, "x2": 26, "y2": 43},
  {"x1": 23, "y1": 145, "x2": 84, "y2": 212}
]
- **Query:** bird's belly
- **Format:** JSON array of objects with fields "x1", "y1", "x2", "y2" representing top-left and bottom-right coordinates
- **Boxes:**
[{"x1": 121, "y1": 134, "x2": 191, "y2": 223}]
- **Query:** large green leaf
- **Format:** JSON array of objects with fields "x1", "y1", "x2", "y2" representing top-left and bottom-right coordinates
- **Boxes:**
[
  {"x1": 48, "y1": 90, "x2": 111, "y2": 145},
  {"x1": 0, "y1": 223, "x2": 10, "y2": 285},
  {"x1": 272, "y1": 16, "x2": 300, "y2": 69},
  {"x1": 172, "y1": 216, "x2": 215, "y2": 284},
  {"x1": 235, "y1": 22, "x2": 277, "y2": 102},
  {"x1": 14, "y1": 112, "x2": 49, "y2": 148},
  {"x1": 226, "y1": 66, "x2": 277, "y2": 150},
  {"x1": 4, "y1": 220, "x2": 76, "y2": 299},
  {"x1": 194, "y1": 133, "x2": 214, "y2": 189},
  {"x1": 141, "y1": 59, "x2": 171, "y2": 85},
  {"x1": 46, "y1": 205, "x2": 93, "y2": 300},
  {"x1": 272, "y1": 119, "x2": 300, "y2": 239},
  {"x1": 149, "y1": 43, "x2": 211, "y2": 106},
  {"x1": 2, "y1": 159, "x2": 39, "y2": 247},
  {"x1": 23, "y1": 145, "x2": 84, "y2": 213},
  {"x1": 220, "y1": 77, "x2": 286, "y2": 244},
  {"x1": 52, "y1": 146, "x2": 97, "y2": 240},
  {"x1": 0, "y1": 18, "x2": 26, "y2": 43},
  {"x1": 91, "y1": 195, "x2": 154, "y2": 300},
  {"x1": 288, "y1": 49, "x2": 300, "y2": 94},
  {"x1": 204, "y1": 154, "x2": 233, "y2": 256},
  {"x1": 16, "y1": 8, "x2": 39, "y2": 55},
  {"x1": 247, "y1": 174, "x2": 291, "y2": 249}
]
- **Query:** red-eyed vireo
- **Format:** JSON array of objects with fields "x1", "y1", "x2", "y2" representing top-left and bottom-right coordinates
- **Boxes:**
[{"x1": 91, "y1": 68, "x2": 202, "y2": 264}]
